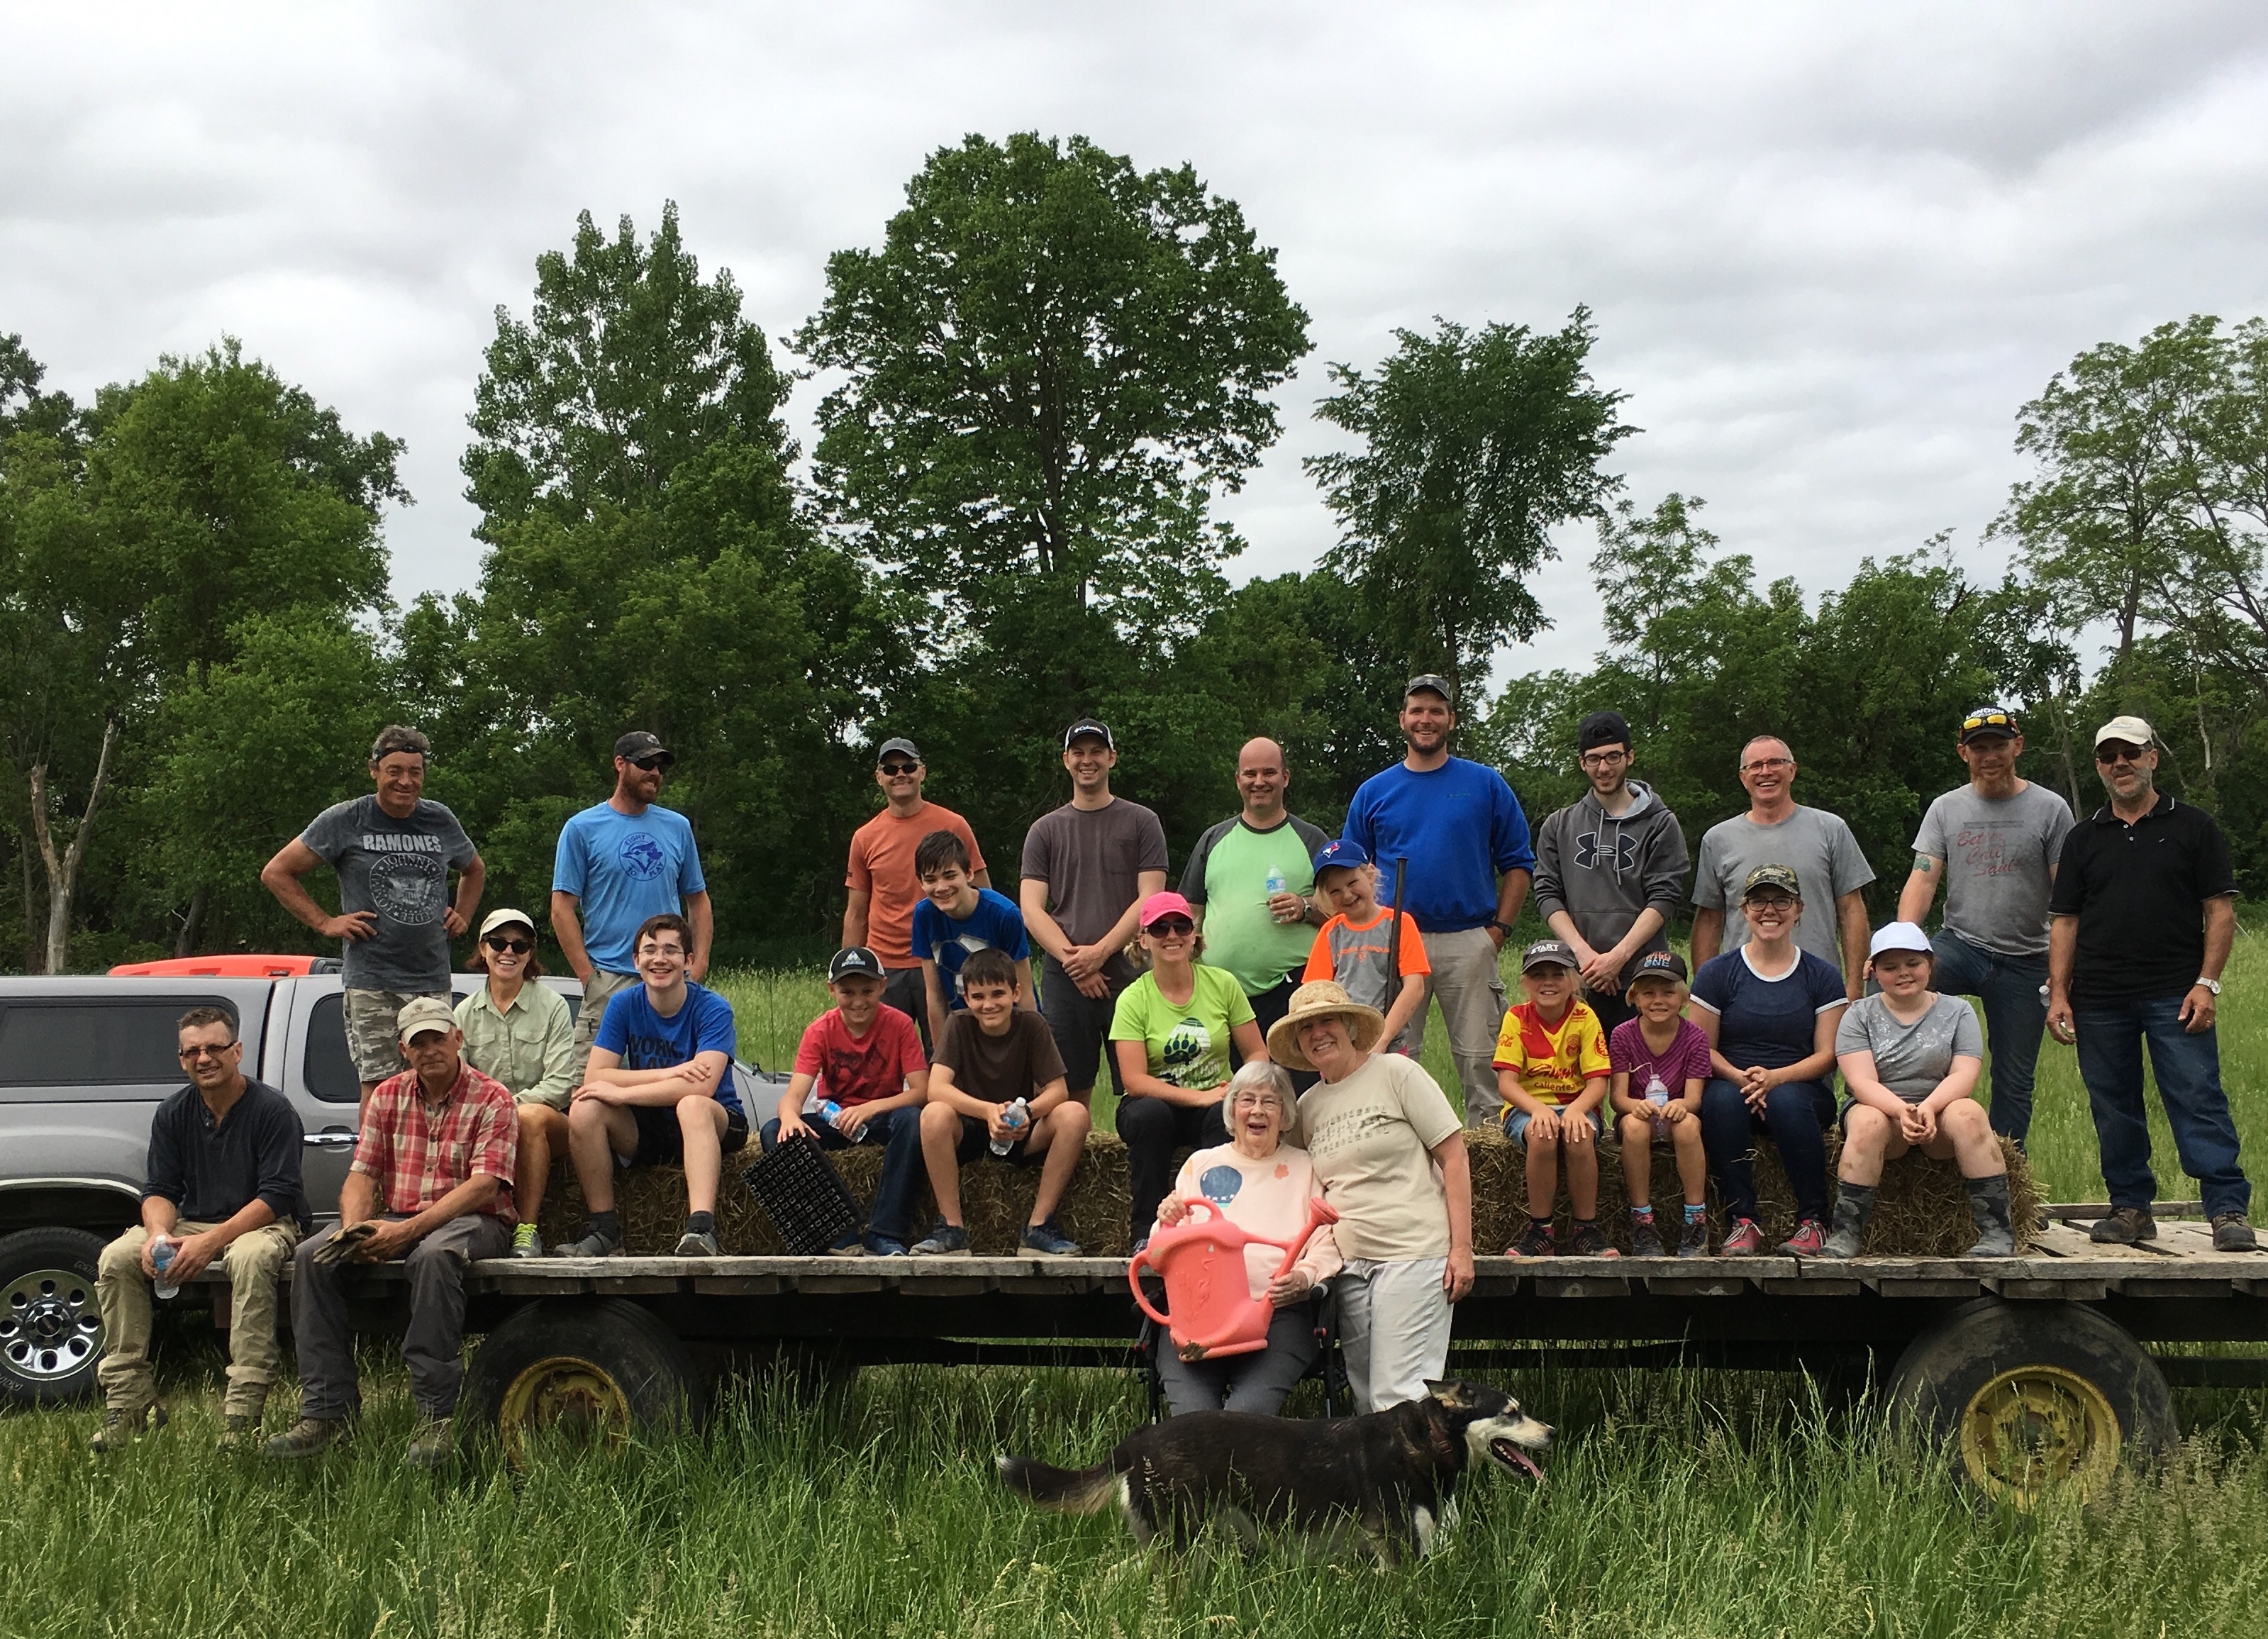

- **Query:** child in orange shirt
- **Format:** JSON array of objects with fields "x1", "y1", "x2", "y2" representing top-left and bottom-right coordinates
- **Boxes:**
[
  {"x1": 1494, "y1": 938, "x2": 1613, "y2": 1257},
  {"x1": 1301, "y1": 839, "x2": 1429, "y2": 1054}
]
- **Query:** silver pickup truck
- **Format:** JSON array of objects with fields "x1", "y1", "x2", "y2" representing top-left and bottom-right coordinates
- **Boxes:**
[{"x1": 0, "y1": 967, "x2": 580, "y2": 1406}]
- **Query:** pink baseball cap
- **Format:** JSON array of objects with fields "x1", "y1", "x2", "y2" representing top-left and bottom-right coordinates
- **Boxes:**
[{"x1": 1138, "y1": 891, "x2": 1195, "y2": 929}]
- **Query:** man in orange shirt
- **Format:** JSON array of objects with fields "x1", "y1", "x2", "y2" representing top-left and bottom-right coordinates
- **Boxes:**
[{"x1": 845, "y1": 738, "x2": 987, "y2": 1049}]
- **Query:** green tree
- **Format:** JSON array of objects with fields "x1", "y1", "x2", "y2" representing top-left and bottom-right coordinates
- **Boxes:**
[{"x1": 1307, "y1": 311, "x2": 1632, "y2": 706}]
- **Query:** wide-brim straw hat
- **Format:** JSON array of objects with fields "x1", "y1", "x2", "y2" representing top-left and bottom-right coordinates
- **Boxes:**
[{"x1": 1267, "y1": 979, "x2": 1386, "y2": 1072}]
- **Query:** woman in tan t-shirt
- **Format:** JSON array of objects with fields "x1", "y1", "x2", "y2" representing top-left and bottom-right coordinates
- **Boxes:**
[{"x1": 1272, "y1": 981, "x2": 1473, "y2": 1413}]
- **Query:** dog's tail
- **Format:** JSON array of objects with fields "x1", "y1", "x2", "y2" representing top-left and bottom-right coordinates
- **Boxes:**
[{"x1": 997, "y1": 1453, "x2": 1118, "y2": 1514}]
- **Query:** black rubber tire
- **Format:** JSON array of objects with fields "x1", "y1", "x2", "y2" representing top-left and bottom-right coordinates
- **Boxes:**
[
  {"x1": 459, "y1": 1298, "x2": 704, "y2": 1459},
  {"x1": 1886, "y1": 1299, "x2": 2175, "y2": 1504},
  {"x1": 0, "y1": 1226, "x2": 110, "y2": 1407}
]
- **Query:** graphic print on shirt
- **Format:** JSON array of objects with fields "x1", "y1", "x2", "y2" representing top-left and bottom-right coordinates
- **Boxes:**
[
  {"x1": 362, "y1": 833, "x2": 447, "y2": 924},
  {"x1": 1156, "y1": 1015, "x2": 1218, "y2": 1086},
  {"x1": 1199, "y1": 1164, "x2": 1244, "y2": 1205},
  {"x1": 617, "y1": 831, "x2": 667, "y2": 881},
  {"x1": 1574, "y1": 827, "x2": 1638, "y2": 874}
]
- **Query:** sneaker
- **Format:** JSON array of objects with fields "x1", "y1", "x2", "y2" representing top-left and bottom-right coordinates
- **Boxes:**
[
  {"x1": 826, "y1": 1233, "x2": 867, "y2": 1257},
  {"x1": 1505, "y1": 1218, "x2": 1555, "y2": 1258},
  {"x1": 1676, "y1": 1214, "x2": 1711, "y2": 1258},
  {"x1": 2089, "y1": 1207, "x2": 2158, "y2": 1245},
  {"x1": 862, "y1": 1231, "x2": 909, "y2": 1257},
  {"x1": 405, "y1": 1415, "x2": 454, "y2": 1470},
  {"x1": 1721, "y1": 1218, "x2": 1767, "y2": 1256},
  {"x1": 2212, "y1": 1213, "x2": 2258, "y2": 1252},
  {"x1": 557, "y1": 1223, "x2": 626, "y2": 1258},
  {"x1": 263, "y1": 1416, "x2": 350, "y2": 1460},
  {"x1": 511, "y1": 1223, "x2": 544, "y2": 1259},
  {"x1": 88, "y1": 1403, "x2": 165, "y2": 1455},
  {"x1": 1021, "y1": 1218, "x2": 1081, "y2": 1257},
  {"x1": 674, "y1": 1225, "x2": 721, "y2": 1257},
  {"x1": 1565, "y1": 1221, "x2": 1618, "y2": 1258},
  {"x1": 1778, "y1": 1218, "x2": 1828, "y2": 1257},
  {"x1": 911, "y1": 1221, "x2": 971, "y2": 1257},
  {"x1": 1628, "y1": 1215, "x2": 1663, "y2": 1257}
]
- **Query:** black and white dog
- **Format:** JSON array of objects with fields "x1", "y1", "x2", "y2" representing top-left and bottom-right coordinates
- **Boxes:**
[{"x1": 999, "y1": 1379, "x2": 1551, "y2": 1564}]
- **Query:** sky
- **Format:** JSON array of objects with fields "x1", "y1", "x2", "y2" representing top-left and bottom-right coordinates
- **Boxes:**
[{"x1": 6, "y1": 2, "x2": 2268, "y2": 682}]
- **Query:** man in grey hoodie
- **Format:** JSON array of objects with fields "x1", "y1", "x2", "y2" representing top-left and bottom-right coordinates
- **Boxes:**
[{"x1": 1533, "y1": 711, "x2": 1691, "y2": 1033}]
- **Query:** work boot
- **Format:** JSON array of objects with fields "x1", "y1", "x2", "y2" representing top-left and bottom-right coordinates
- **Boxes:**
[
  {"x1": 88, "y1": 1403, "x2": 165, "y2": 1455},
  {"x1": 216, "y1": 1389, "x2": 269, "y2": 1452},
  {"x1": 2212, "y1": 1213, "x2": 2258, "y2": 1252},
  {"x1": 1964, "y1": 1175, "x2": 2017, "y2": 1257},
  {"x1": 2089, "y1": 1206, "x2": 2157, "y2": 1245},
  {"x1": 1821, "y1": 1184, "x2": 1876, "y2": 1260},
  {"x1": 405, "y1": 1414, "x2": 455, "y2": 1470},
  {"x1": 264, "y1": 1417, "x2": 350, "y2": 1460}
]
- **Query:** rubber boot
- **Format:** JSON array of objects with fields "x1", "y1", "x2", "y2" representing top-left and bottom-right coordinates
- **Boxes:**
[
  {"x1": 1821, "y1": 1183, "x2": 1875, "y2": 1260},
  {"x1": 1964, "y1": 1174, "x2": 2016, "y2": 1257}
]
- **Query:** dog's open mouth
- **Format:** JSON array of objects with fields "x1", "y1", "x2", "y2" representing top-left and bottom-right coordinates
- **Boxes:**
[{"x1": 1489, "y1": 1438, "x2": 1543, "y2": 1479}]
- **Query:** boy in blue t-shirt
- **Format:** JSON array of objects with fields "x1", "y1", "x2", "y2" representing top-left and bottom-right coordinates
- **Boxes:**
[
  {"x1": 559, "y1": 913, "x2": 745, "y2": 1258},
  {"x1": 911, "y1": 829, "x2": 1033, "y2": 1048}
]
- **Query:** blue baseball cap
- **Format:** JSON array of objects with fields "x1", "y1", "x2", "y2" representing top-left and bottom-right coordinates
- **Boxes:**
[{"x1": 1312, "y1": 838, "x2": 1372, "y2": 875}]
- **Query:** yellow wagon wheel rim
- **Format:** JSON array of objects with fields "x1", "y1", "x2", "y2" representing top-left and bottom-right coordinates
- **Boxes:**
[
  {"x1": 1957, "y1": 1363, "x2": 2121, "y2": 1509},
  {"x1": 497, "y1": 1354, "x2": 631, "y2": 1466}
]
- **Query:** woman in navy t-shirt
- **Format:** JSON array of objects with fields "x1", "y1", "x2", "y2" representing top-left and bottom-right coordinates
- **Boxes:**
[{"x1": 1688, "y1": 865, "x2": 1850, "y2": 1256}]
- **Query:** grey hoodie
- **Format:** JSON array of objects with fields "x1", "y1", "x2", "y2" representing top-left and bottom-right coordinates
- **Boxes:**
[{"x1": 1532, "y1": 780, "x2": 1689, "y2": 955}]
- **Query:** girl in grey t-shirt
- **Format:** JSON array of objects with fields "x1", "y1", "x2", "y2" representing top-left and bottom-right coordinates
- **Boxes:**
[{"x1": 1823, "y1": 923, "x2": 2015, "y2": 1259}]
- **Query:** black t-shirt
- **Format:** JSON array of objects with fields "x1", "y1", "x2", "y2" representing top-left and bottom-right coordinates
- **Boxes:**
[
  {"x1": 2048, "y1": 794, "x2": 2235, "y2": 1006},
  {"x1": 143, "y1": 1078, "x2": 313, "y2": 1231}
]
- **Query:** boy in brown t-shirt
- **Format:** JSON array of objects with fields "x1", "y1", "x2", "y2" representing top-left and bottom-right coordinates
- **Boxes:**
[{"x1": 913, "y1": 948, "x2": 1091, "y2": 1256}]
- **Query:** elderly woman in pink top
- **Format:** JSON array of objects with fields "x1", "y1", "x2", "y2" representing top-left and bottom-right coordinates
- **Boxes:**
[{"x1": 1149, "y1": 1060, "x2": 1344, "y2": 1416}]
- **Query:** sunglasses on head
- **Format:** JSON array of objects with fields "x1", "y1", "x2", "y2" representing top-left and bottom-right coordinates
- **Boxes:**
[
  {"x1": 878, "y1": 760, "x2": 920, "y2": 777},
  {"x1": 484, "y1": 934, "x2": 533, "y2": 954},
  {"x1": 1145, "y1": 916, "x2": 1195, "y2": 937},
  {"x1": 2096, "y1": 743, "x2": 2148, "y2": 765},
  {"x1": 1963, "y1": 711, "x2": 2013, "y2": 733}
]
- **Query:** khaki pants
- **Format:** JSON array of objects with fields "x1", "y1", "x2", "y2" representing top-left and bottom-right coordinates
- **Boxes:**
[
  {"x1": 1413, "y1": 926, "x2": 1510, "y2": 1125},
  {"x1": 96, "y1": 1220, "x2": 301, "y2": 1417},
  {"x1": 571, "y1": 969, "x2": 640, "y2": 1082}
]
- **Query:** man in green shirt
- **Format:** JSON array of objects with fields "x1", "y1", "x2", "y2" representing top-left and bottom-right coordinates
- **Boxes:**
[{"x1": 1179, "y1": 738, "x2": 1330, "y2": 1087}]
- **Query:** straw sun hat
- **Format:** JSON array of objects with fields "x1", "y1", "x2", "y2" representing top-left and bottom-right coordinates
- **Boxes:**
[{"x1": 1266, "y1": 979, "x2": 1386, "y2": 1072}]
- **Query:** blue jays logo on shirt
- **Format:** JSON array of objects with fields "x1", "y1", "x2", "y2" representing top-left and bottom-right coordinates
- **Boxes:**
[
  {"x1": 1574, "y1": 828, "x2": 1638, "y2": 874},
  {"x1": 1198, "y1": 1165, "x2": 1244, "y2": 1205},
  {"x1": 618, "y1": 832, "x2": 667, "y2": 881}
]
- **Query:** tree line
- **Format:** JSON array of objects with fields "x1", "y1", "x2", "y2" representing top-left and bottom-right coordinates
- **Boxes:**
[{"x1": 4, "y1": 132, "x2": 2264, "y2": 972}]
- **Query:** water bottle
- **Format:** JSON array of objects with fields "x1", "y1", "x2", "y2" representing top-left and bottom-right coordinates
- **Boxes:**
[
  {"x1": 151, "y1": 1238, "x2": 180, "y2": 1301},
  {"x1": 1264, "y1": 865, "x2": 1288, "y2": 921},
  {"x1": 991, "y1": 1096, "x2": 1030, "y2": 1157},
  {"x1": 1645, "y1": 1072, "x2": 1670, "y2": 1111}
]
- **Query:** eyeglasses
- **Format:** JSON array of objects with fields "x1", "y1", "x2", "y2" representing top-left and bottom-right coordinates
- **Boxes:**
[
  {"x1": 1745, "y1": 893, "x2": 1797, "y2": 910},
  {"x1": 628, "y1": 755, "x2": 669, "y2": 773},
  {"x1": 1145, "y1": 917, "x2": 1195, "y2": 937},
  {"x1": 484, "y1": 935, "x2": 533, "y2": 954},
  {"x1": 877, "y1": 760, "x2": 920, "y2": 777},
  {"x1": 1740, "y1": 757, "x2": 1794, "y2": 774},
  {"x1": 2096, "y1": 743, "x2": 2149, "y2": 765},
  {"x1": 177, "y1": 1043, "x2": 236, "y2": 1061},
  {"x1": 1230, "y1": 1093, "x2": 1284, "y2": 1113},
  {"x1": 1579, "y1": 749, "x2": 1629, "y2": 768}
]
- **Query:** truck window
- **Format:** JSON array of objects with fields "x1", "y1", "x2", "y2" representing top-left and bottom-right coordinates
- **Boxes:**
[
  {"x1": 302, "y1": 994, "x2": 364, "y2": 1104},
  {"x1": 0, "y1": 997, "x2": 235, "y2": 1086}
]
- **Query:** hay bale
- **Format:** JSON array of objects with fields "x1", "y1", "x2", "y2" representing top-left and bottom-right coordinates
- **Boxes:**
[{"x1": 535, "y1": 1123, "x2": 2036, "y2": 1257}]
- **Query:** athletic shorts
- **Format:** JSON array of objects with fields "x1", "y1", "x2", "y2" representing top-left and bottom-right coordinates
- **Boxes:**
[
  {"x1": 950, "y1": 1113, "x2": 1047, "y2": 1169},
  {"x1": 622, "y1": 1101, "x2": 750, "y2": 1168},
  {"x1": 1501, "y1": 1106, "x2": 1604, "y2": 1148}
]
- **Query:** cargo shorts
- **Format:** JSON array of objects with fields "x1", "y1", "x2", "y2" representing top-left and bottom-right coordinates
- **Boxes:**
[{"x1": 343, "y1": 987, "x2": 450, "y2": 1083}]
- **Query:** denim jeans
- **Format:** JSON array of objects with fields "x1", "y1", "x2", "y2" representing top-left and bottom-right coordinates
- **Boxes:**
[
  {"x1": 1700, "y1": 1077, "x2": 1835, "y2": 1223},
  {"x1": 1930, "y1": 933, "x2": 2048, "y2": 1146},
  {"x1": 759, "y1": 1104, "x2": 928, "y2": 1242},
  {"x1": 2074, "y1": 996, "x2": 2252, "y2": 1219}
]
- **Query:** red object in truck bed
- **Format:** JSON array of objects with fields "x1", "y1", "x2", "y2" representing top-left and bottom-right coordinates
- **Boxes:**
[{"x1": 109, "y1": 954, "x2": 327, "y2": 977}]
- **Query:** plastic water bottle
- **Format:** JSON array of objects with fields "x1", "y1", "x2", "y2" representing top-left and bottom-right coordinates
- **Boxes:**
[
  {"x1": 991, "y1": 1096, "x2": 1030, "y2": 1157},
  {"x1": 1644, "y1": 1072, "x2": 1670, "y2": 1111},
  {"x1": 151, "y1": 1238, "x2": 180, "y2": 1301},
  {"x1": 1264, "y1": 865, "x2": 1288, "y2": 921}
]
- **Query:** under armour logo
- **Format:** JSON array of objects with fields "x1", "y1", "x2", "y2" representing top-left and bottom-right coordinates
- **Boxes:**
[{"x1": 1574, "y1": 829, "x2": 1638, "y2": 872}]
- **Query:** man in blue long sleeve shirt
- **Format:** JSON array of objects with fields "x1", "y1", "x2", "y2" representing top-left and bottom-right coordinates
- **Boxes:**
[{"x1": 1344, "y1": 675, "x2": 1535, "y2": 1122}]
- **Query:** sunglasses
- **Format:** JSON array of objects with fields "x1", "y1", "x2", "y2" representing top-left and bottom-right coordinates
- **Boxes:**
[
  {"x1": 877, "y1": 760, "x2": 920, "y2": 777},
  {"x1": 628, "y1": 755, "x2": 669, "y2": 772},
  {"x1": 1963, "y1": 711, "x2": 2013, "y2": 733},
  {"x1": 1145, "y1": 917, "x2": 1195, "y2": 937},
  {"x1": 177, "y1": 1042, "x2": 237, "y2": 1061},
  {"x1": 2096, "y1": 743, "x2": 2149, "y2": 765},
  {"x1": 484, "y1": 935, "x2": 533, "y2": 954}
]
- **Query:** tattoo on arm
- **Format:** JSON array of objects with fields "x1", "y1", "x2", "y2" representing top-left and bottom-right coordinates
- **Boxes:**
[{"x1": 1912, "y1": 855, "x2": 1934, "y2": 874}]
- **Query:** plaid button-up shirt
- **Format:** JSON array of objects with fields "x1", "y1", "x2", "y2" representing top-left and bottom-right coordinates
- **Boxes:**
[{"x1": 350, "y1": 1060, "x2": 519, "y2": 1226}]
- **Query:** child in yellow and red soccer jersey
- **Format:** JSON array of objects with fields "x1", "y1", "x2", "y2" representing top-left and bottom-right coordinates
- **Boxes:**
[{"x1": 1494, "y1": 938, "x2": 1614, "y2": 1258}]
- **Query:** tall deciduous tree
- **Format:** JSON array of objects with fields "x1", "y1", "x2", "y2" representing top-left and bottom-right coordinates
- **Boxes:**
[{"x1": 1307, "y1": 312, "x2": 1631, "y2": 706}]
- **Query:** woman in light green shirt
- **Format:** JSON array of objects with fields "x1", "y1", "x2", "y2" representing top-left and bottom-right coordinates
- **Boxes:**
[{"x1": 453, "y1": 908, "x2": 575, "y2": 1257}]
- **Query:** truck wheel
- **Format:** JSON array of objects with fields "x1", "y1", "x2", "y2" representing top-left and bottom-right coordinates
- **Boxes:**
[
  {"x1": 1886, "y1": 1299, "x2": 2175, "y2": 1508},
  {"x1": 460, "y1": 1299, "x2": 704, "y2": 1465},
  {"x1": 0, "y1": 1227, "x2": 109, "y2": 1407}
]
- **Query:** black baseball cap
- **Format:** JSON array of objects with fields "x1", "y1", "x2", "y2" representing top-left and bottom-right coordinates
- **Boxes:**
[
  {"x1": 1628, "y1": 950, "x2": 1689, "y2": 985},
  {"x1": 828, "y1": 947, "x2": 886, "y2": 983},
  {"x1": 1063, "y1": 718, "x2": 1115, "y2": 750},
  {"x1": 1578, "y1": 710, "x2": 1632, "y2": 754},
  {"x1": 1521, "y1": 938, "x2": 1579, "y2": 974},
  {"x1": 614, "y1": 730, "x2": 675, "y2": 767},
  {"x1": 1958, "y1": 706, "x2": 2020, "y2": 745},
  {"x1": 876, "y1": 736, "x2": 921, "y2": 765},
  {"x1": 1404, "y1": 674, "x2": 1454, "y2": 705}
]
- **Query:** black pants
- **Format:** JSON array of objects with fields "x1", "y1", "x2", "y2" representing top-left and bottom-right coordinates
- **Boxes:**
[
  {"x1": 1244, "y1": 974, "x2": 1317, "y2": 1093},
  {"x1": 1039, "y1": 954, "x2": 1126, "y2": 1095},
  {"x1": 1118, "y1": 1096, "x2": 1230, "y2": 1244},
  {"x1": 882, "y1": 965, "x2": 930, "y2": 1055},
  {"x1": 1583, "y1": 986, "x2": 1636, "y2": 1037}
]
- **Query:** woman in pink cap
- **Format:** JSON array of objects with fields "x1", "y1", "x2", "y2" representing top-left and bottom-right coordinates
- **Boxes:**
[{"x1": 1111, "y1": 890, "x2": 1270, "y2": 1248}]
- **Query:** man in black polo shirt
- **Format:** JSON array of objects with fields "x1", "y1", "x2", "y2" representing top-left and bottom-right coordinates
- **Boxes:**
[
  {"x1": 91, "y1": 1004, "x2": 311, "y2": 1452},
  {"x1": 2047, "y1": 715, "x2": 2253, "y2": 1251}
]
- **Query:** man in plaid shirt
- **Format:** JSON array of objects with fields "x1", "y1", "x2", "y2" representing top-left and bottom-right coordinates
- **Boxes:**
[{"x1": 269, "y1": 996, "x2": 518, "y2": 1467}]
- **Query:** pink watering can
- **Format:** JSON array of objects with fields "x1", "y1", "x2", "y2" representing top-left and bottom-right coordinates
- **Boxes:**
[{"x1": 1129, "y1": 1195, "x2": 1340, "y2": 1362}]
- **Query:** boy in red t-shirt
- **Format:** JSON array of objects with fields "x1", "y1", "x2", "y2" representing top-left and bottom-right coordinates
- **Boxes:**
[
  {"x1": 762, "y1": 947, "x2": 930, "y2": 1255},
  {"x1": 1607, "y1": 950, "x2": 1711, "y2": 1257}
]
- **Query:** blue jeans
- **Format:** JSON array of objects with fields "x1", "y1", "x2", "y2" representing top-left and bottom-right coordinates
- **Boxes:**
[
  {"x1": 1700, "y1": 1077, "x2": 1835, "y2": 1224},
  {"x1": 2074, "y1": 996, "x2": 2251, "y2": 1219},
  {"x1": 1930, "y1": 933, "x2": 2048, "y2": 1146},
  {"x1": 758, "y1": 1105, "x2": 928, "y2": 1242}
]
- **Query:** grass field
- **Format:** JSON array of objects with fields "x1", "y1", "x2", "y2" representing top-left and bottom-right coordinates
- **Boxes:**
[{"x1": 4, "y1": 917, "x2": 2265, "y2": 1637}]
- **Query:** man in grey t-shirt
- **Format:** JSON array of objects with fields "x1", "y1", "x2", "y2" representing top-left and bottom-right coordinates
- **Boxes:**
[
  {"x1": 262, "y1": 726, "x2": 483, "y2": 1115},
  {"x1": 1895, "y1": 705, "x2": 2074, "y2": 1147},
  {"x1": 1690, "y1": 735, "x2": 1874, "y2": 994}
]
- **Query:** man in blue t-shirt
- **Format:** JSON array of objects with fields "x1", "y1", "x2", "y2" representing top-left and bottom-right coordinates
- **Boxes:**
[
  {"x1": 558, "y1": 913, "x2": 745, "y2": 1258},
  {"x1": 551, "y1": 730, "x2": 712, "y2": 1079},
  {"x1": 911, "y1": 828, "x2": 1033, "y2": 1046},
  {"x1": 1344, "y1": 675, "x2": 1536, "y2": 1124}
]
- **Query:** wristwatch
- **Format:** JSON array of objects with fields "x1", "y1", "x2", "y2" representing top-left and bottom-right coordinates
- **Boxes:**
[
  {"x1": 1486, "y1": 920, "x2": 1514, "y2": 940},
  {"x1": 2196, "y1": 976, "x2": 2223, "y2": 996}
]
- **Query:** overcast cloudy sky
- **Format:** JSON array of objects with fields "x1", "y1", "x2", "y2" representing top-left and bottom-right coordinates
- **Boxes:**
[{"x1": 7, "y1": 3, "x2": 2267, "y2": 677}]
